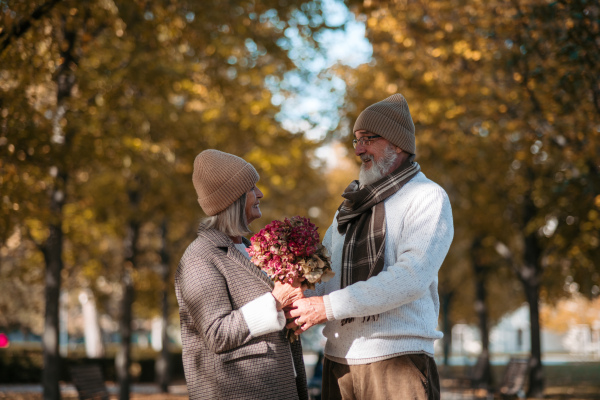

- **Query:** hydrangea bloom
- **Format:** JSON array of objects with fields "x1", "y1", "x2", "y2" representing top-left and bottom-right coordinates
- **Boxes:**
[{"x1": 249, "y1": 216, "x2": 334, "y2": 290}]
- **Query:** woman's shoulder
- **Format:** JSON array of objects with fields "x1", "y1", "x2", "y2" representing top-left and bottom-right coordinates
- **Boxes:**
[
  {"x1": 197, "y1": 224, "x2": 233, "y2": 246},
  {"x1": 179, "y1": 228, "x2": 230, "y2": 267}
]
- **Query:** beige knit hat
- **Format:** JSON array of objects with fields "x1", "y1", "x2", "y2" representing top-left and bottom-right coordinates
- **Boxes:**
[
  {"x1": 353, "y1": 93, "x2": 416, "y2": 154},
  {"x1": 192, "y1": 150, "x2": 259, "y2": 216}
]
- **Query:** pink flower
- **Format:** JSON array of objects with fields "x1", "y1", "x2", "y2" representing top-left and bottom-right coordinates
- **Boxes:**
[{"x1": 249, "y1": 216, "x2": 334, "y2": 289}]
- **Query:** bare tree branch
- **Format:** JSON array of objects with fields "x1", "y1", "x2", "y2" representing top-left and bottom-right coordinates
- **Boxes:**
[{"x1": 0, "y1": 0, "x2": 63, "y2": 55}]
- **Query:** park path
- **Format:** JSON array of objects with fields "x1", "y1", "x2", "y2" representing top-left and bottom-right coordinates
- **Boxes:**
[
  {"x1": 0, "y1": 383, "x2": 187, "y2": 399},
  {"x1": 0, "y1": 383, "x2": 487, "y2": 400}
]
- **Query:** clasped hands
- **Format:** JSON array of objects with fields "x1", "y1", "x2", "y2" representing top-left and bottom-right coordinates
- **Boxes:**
[
  {"x1": 271, "y1": 280, "x2": 327, "y2": 336},
  {"x1": 284, "y1": 296, "x2": 328, "y2": 335}
]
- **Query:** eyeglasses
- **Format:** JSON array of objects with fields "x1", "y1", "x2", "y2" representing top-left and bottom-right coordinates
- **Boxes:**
[{"x1": 352, "y1": 135, "x2": 381, "y2": 149}]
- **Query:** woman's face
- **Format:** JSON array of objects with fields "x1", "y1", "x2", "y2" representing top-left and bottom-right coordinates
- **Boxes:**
[{"x1": 244, "y1": 185, "x2": 264, "y2": 225}]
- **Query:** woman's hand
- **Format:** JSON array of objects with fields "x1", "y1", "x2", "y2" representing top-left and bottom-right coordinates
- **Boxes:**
[{"x1": 272, "y1": 280, "x2": 306, "y2": 311}]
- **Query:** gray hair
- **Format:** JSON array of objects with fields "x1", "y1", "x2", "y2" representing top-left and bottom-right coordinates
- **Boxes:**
[{"x1": 201, "y1": 193, "x2": 251, "y2": 237}]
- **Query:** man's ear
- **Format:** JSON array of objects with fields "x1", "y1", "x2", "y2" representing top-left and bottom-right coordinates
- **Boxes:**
[{"x1": 395, "y1": 146, "x2": 403, "y2": 154}]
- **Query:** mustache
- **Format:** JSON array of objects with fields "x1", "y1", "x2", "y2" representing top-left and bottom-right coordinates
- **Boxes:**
[{"x1": 360, "y1": 154, "x2": 374, "y2": 163}]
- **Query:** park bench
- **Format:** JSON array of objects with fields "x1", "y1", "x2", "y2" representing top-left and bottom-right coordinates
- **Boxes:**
[
  {"x1": 462, "y1": 352, "x2": 491, "y2": 389},
  {"x1": 497, "y1": 357, "x2": 529, "y2": 399},
  {"x1": 443, "y1": 352, "x2": 491, "y2": 391},
  {"x1": 69, "y1": 363, "x2": 110, "y2": 400},
  {"x1": 444, "y1": 356, "x2": 529, "y2": 400}
]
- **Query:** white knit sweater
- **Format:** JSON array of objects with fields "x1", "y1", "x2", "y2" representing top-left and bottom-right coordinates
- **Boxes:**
[{"x1": 309, "y1": 171, "x2": 454, "y2": 364}]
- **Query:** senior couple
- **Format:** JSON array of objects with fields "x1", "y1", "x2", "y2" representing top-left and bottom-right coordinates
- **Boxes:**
[{"x1": 175, "y1": 94, "x2": 454, "y2": 400}]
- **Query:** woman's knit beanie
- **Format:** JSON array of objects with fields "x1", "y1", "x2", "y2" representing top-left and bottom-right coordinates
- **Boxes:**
[
  {"x1": 353, "y1": 93, "x2": 416, "y2": 155},
  {"x1": 192, "y1": 149, "x2": 259, "y2": 216}
]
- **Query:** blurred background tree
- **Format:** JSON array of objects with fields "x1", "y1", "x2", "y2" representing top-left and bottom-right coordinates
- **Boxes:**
[
  {"x1": 1, "y1": 0, "x2": 599, "y2": 398},
  {"x1": 339, "y1": 0, "x2": 599, "y2": 396},
  {"x1": 1, "y1": 0, "x2": 336, "y2": 398}
]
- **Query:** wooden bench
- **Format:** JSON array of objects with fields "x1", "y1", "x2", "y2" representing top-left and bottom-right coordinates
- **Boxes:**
[
  {"x1": 70, "y1": 364, "x2": 110, "y2": 400},
  {"x1": 464, "y1": 352, "x2": 491, "y2": 388},
  {"x1": 498, "y1": 357, "x2": 529, "y2": 399},
  {"x1": 448, "y1": 353, "x2": 491, "y2": 390}
]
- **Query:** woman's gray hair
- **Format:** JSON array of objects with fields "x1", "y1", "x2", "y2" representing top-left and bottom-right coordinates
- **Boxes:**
[{"x1": 201, "y1": 193, "x2": 251, "y2": 237}]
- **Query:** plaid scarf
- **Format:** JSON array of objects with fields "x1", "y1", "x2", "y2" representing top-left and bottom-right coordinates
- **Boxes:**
[{"x1": 337, "y1": 158, "x2": 420, "y2": 290}]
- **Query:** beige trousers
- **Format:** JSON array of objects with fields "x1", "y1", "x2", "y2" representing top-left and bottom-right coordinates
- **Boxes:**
[{"x1": 322, "y1": 353, "x2": 440, "y2": 400}]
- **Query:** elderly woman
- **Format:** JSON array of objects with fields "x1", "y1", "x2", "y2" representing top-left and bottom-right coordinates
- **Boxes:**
[{"x1": 175, "y1": 149, "x2": 308, "y2": 400}]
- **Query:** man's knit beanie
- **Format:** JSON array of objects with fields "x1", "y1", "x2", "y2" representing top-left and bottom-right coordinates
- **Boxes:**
[
  {"x1": 353, "y1": 93, "x2": 416, "y2": 154},
  {"x1": 192, "y1": 149, "x2": 259, "y2": 216}
]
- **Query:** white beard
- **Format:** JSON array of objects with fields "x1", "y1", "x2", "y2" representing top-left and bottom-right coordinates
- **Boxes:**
[{"x1": 359, "y1": 145, "x2": 399, "y2": 186}]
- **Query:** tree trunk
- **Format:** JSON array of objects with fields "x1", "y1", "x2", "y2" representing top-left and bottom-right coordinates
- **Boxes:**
[
  {"x1": 42, "y1": 216, "x2": 64, "y2": 400},
  {"x1": 117, "y1": 262, "x2": 134, "y2": 400},
  {"x1": 520, "y1": 192, "x2": 544, "y2": 398},
  {"x1": 156, "y1": 220, "x2": 171, "y2": 393},
  {"x1": 117, "y1": 191, "x2": 140, "y2": 400},
  {"x1": 523, "y1": 277, "x2": 543, "y2": 398},
  {"x1": 520, "y1": 253, "x2": 544, "y2": 397},
  {"x1": 440, "y1": 291, "x2": 453, "y2": 366},
  {"x1": 471, "y1": 237, "x2": 492, "y2": 388},
  {"x1": 42, "y1": 15, "x2": 76, "y2": 400}
]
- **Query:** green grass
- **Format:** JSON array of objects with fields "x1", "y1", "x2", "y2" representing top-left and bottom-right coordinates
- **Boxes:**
[
  {"x1": 439, "y1": 362, "x2": 600, "y2": 399},
  {"x1": 542, "y1": 363, "x2": 600, "y2": 388}
]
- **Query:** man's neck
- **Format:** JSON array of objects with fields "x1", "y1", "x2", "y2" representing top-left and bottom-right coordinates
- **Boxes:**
[{"x1": 388, "y1": 151, "x2": 411, "y2": 173}]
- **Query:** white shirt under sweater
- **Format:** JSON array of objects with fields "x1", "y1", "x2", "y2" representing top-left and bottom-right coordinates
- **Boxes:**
[{"x1": 308, "y1": 171, "x2": 454, "y2": 365}]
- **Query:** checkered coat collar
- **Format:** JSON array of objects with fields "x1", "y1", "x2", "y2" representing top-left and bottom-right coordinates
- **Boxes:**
[{"x1": 196, "y1": 224, "x2": 273, "y2": 289}]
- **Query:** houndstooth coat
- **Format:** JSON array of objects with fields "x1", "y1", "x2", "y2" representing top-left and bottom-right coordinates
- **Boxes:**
[{"x1": 175, "y1": 224, "x2": 308, "y2": 400}]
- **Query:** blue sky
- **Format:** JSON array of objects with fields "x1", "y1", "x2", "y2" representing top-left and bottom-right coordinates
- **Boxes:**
[{"x1": 270, "y1": 0, "x2": 372, "y2": 141}]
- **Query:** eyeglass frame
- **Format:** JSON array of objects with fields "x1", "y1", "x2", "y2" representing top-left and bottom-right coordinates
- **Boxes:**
[{"x1": 352, "y1": 134, "x2": 382, "y2": 149}]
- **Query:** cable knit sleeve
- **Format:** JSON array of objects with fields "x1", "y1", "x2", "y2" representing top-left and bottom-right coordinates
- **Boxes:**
[{"x1": 327, "y1": 185, "x2": 453, "y2": 320}]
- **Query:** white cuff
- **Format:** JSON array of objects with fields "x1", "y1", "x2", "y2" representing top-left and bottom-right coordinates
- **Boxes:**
[
  {"x1": 277, "y1": 310, "x2": 286, "y2": 327},
  {"x1": 241, "y1": 293, "x2": 286, "y2": 337},
  {"x1": 323, "y1": 295, "x2": 335, "y2": 321}
]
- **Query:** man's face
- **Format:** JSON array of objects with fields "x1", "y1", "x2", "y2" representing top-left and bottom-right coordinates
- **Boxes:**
[
  {"x1": 355, "y1": 130, "x2": 406, "y2": 185},
  {"x1": 354, "y1": 130, "x2": 393, "y2": 170}
]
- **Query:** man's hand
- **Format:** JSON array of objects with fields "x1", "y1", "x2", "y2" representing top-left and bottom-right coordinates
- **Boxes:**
[{"x1": 284, "y1": 297, "x2": 327, "y2": 335}]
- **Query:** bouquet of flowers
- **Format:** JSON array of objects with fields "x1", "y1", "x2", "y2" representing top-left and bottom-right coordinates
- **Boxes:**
[{"x1": 249, "y1": 216, "x2": 334, "y2": 290}]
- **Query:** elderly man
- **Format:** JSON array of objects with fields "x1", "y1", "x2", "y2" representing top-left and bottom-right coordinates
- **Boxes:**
[{"x1": 287, "y1": 94, "x2": 454, "y2": 400}]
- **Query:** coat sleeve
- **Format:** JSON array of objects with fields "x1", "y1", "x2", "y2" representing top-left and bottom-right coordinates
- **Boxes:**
[{"x1": 178, "y1": 256, "x2": 254, "y2": 354}]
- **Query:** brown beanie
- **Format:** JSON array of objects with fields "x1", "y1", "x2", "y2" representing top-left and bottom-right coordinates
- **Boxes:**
[
  {"x1": 353, "y1": 93, "x2": 416, "y2": 154},
  {"x1": 192, "y1": 150, "x2": 259, "y2": 216}
]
